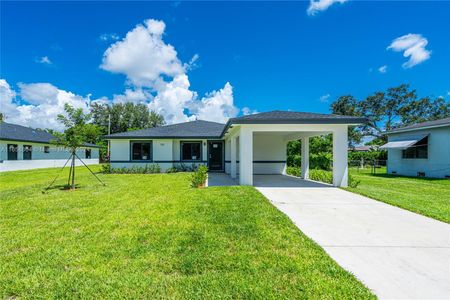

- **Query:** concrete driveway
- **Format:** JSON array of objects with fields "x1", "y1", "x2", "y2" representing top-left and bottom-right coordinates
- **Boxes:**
[{"x1": 254, "y1": 175, "x2": 450, "y2": 299}]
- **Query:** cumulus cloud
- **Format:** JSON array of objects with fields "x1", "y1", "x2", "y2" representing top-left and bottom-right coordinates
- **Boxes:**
[
  {"x1": 191, "y1": 82, "x2": 238, "y2": 123},
  {"x1": 3, "y1": 19, "x2": 246, "y2": 130},
  {"x1": 387, "y1": 34, "x2": 431, "y2": 68},
  {"x1": 101, "y1": 18, "x2": 243, "y2": 124},
  {"x1": 242, "y1": 107, "x2": 258, "y2": 116},
  {"x1": 100, "y1": 19, "x2": 184, "y2": 86},
  {"x1": 0, "y1": 79, "x2": 91, "y2": 130},
  {"x1": 307, "y1": 0, "x2": 348, "y2": 16},
  {"x1": 36, "y1": 56, "x2": 52, "y2": 64},
  {"x1": 378, "y1": 65, "x2": 387, "y2": 73}
]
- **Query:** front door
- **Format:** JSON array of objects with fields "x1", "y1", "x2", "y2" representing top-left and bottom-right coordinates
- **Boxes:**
[{"x1": 208, "y1": 141, "x2": 223, "y2": 171}]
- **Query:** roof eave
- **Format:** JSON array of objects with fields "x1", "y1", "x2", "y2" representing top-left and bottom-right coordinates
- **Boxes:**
[{"x1": 384, "y1": 123, "x2": 450, "y2": 135}]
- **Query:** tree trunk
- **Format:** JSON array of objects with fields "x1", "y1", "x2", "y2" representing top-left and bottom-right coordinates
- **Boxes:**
[
  {"x1": 67, "y1": 153, "x2": 73, "y2": 188},
  {"x1": 71, "y1": 151, "x2": 76, "y2": 190}
]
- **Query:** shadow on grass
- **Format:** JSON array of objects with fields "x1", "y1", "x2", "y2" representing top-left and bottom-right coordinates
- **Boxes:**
[
  {"x1": 362, "y1": 172, "x2": 447, "y2": 182},
  {"x1": 43, "y1": 184, "x2": 82, "y2": 192}
]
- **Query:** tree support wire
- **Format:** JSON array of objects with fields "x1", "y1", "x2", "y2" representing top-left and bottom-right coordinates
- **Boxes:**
[
  {"x1": 43, "y1": 154, "x2": 72, "y2": 192},
  {"x1": 75, "y1": 153, "x2": 106, "y2": 186},
  {"x1": 43, "y1": 153, "x2": 105, "y2": 193}
]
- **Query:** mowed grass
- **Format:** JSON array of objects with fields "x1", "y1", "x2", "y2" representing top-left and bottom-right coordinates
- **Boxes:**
[
  {"x1": 0, "y1": 166, "x2": 373, "y2": 299},
  {"x1": 346, "y1": 168, "x2": 450, "y2": 223}
]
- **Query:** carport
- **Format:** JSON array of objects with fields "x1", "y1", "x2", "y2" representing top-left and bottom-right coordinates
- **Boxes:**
[{"x1": 221, "y1": 111, "x2": 366, "y2": 187}]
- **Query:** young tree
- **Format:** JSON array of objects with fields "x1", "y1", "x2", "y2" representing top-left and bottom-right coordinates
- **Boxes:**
[{"x1": 56, "y1": 104, "x2": 94, "y2": 190}]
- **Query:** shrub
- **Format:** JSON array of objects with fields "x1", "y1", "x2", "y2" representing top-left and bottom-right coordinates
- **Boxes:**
[
  {"x1": 348, "y1": 174, "x2": 361, "y2": 188},
  {"x1": 309, "y1": 169, "x2": 333, "y2": 184},
  {"x1": 104, "y1": 164, "x2": 161, "y2": 174},
  {"x1": 190, "y1": 165, "x2": 208, "y2": 188},
  {"x1": 101, "y1": 163, "x2": 111, "y2": 173},
  {"x1": 286, "y1": 166, "x2": 301, "y2": 177},
  {"x1": 166, "y1": 167, "x2": 178, "y2": 173}
]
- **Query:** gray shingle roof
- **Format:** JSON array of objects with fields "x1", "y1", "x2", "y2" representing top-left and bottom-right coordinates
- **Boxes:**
[
  {"x1": 105, "y1": 111, "x2": 367, "y2": 139},
  {"x1": 104, "y1": 120, "x2": 226, "y2": 139},
  {"x1": 0, "y1": 122, "x2": 99, "y2": 147},
  {"x1": 229, "y1": 110, "x2": 366, "y2": 124},
  {"x1": 385, "y1": 117, "x2": 450, "y2": 134}
]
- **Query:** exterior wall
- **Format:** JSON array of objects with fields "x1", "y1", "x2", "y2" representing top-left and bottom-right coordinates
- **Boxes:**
[
  {"x1": 0, "y1": 140, "x2": 99, "y2": 172},
  {"x1": 109, "y1": 138, "x2": 208, "y2": 172},
  {"x1": 224, "y1": 134, "x2": 287, "y2": 175},
  {"x1": 387, "y1": 126, "x2": 450, "y2": 178}
]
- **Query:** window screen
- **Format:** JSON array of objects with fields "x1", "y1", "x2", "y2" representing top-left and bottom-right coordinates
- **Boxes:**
[
  {"x1": 181, "y1": 142, "x2": 202, "y2": 161},
  {"x1": 402, "y1": 136, "x2": 428, "y2": 159},
  {"x1": 131, "y1": 142, "x2": 152, "y2": 161}
]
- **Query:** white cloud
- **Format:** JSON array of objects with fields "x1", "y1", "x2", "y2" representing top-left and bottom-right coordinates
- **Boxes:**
[
  {"x1": 148, "y1": 74, "x2": 195, "y2": 124},
  {"x1": 184, "y1": 54, "x2": 200, "y2": 71},
  {"x1": 36, "y1": 56, "x2": 52, "y2": 64},
  {"x1": 112, "y1": 88, "x2": 151, "y2": 104},
  {"x1": 0, "y1": 79, "x2": 91, "y2": 130},
  {"x1": 319, "y1": 93, "x2": 331, "y2": 103},
  {"x1": 99, "y1": 33, "x2": 120, "y2": 42},
  {"x1": 102, "y1": 19, "x2": 242, "y2": 124},
  {"x1": 3, "y1": 19, "x2": 246, "y2": 130},
  {"x1": 100, "y1": 19, "x2": 184, "y2": 86},
  {"x1": 387, "y1": 33, "x2": 431, "y2": 68},
  {"x1": 378, "y1": 65, "x2": 387, "y2": 73},
  {"x1": 191, "y1": 82, "x2": 238, "y2": 123},
  {"x1": 307, "y1": 0, "x2": 348, "y2": 16}
]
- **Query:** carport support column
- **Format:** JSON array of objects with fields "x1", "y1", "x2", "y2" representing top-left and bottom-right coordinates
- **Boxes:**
[
  {"x1": 301, "y1": 137, "x2": 309, "y2": 179},
  {"x1": 333, "y1": 126, "x2": 348, "y2": 187},
  {"x1": 230, "y1": 136, "x2": 237, "y2": 179},
  {"x1": 239, "y1": 128, "x2": 253, "y2": 185}
]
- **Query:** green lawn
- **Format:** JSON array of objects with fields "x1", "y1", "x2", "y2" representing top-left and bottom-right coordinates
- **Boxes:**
[
  {"x1": 347, "y1": 168, "x2": 450, "y2": 223},
  {"x1": 0, "y1": 166, "x2": 373, "y2": 299}
]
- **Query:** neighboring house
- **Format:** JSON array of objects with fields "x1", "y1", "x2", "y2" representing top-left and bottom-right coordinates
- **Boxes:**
[
  {"x1": 349, "y1": 145, "x2": 379, "y2": 152},
  {"x1": 0, "y1": 122, "x2": 100, "y2": 172},
  {"x1": 105, "y1": 110, "x2": 365, "y2": 187},
  {"x1": 381, "y1": 117, "x2": 450, "y2": 178}
]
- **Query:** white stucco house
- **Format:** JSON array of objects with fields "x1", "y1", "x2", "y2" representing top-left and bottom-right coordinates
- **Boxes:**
[
  {"x1": 0, "y1": 122, "x2": 100, "y2": 172},
  {"x1": 105, "y1": 111, "x2": 365, "y2": 187},
  {"x1": 380, "y1": 117, "x2": 450, "y2": 178}
]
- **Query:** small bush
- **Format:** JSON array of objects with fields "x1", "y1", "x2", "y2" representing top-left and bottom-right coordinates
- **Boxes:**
[
  {"x1": 104, "y1": 164, "x2": 161, "y2": 174},
  {"x1": 286, "y1": 166, "x2": 301, "y2": 177},
  {"x1": 166, "y1": 167, "x2": 178, "y2": 173},
  {"x1": 190, "y1": 165, "x2": 208, "y2": 188},
  {"x1": 101, "y1": 163, "x2": 111, "y2": 173},
  {"x1": 309, "y1": 169, "x2": 333, "y2": 184},
  {"x1": 348, "y1": 174, "x2": 361, "y2": 188}
]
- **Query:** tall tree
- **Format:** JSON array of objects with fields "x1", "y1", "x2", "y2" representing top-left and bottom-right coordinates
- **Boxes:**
[
  {"x1": 90, "y1": 102, "x2": 165, "y2": 135},
  {"x1": 0, "y1": 112, "x2": 5, "y2": 122},
  {"x1": 330, "y1": 84, "x2": 450, "y2": 144},
  {"x1": 330, "y1": 95, "x2": 363, "y2": 146}
]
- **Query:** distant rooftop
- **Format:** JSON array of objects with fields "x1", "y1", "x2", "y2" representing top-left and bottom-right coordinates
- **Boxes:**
[
  {"x1": 0, "y1": 122, "x2": 98, "y2": 147},
  {"x1": 385, "y1": 117, "x2": 450, "y2": 134}
]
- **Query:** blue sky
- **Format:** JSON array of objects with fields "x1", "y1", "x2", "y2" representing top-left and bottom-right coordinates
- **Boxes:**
[{"x1": 1, "y1": 1, "x2": 449, "y2": 129}]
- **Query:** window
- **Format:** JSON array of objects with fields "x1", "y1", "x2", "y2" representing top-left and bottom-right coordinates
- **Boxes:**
[
  {"x1": 23, "y1": 145, "x2": 32, "y2": 160},
  {"x1": 131, "y1": 142, "x2": 152, "y2": 161},
  {"x1": 402, "y1": 136, "x2": 428, "y2": 159},
  {"x1": 44, "y1": 146, "x2": 50, "y2": 153},
  {"x1": 85, "y1": 149, "x2": 92, "y2": 159},
  {"x1": 7, "y1": 144, "x2": 18, "y2": 160},
  {"x1": 181, "y1": 142, "x2": 202, "y2": 161}
]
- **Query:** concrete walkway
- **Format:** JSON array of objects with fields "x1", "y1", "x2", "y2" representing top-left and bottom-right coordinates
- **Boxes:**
[{"x1": 253, "y1": 175, "x2": 450, "y2": 299}]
